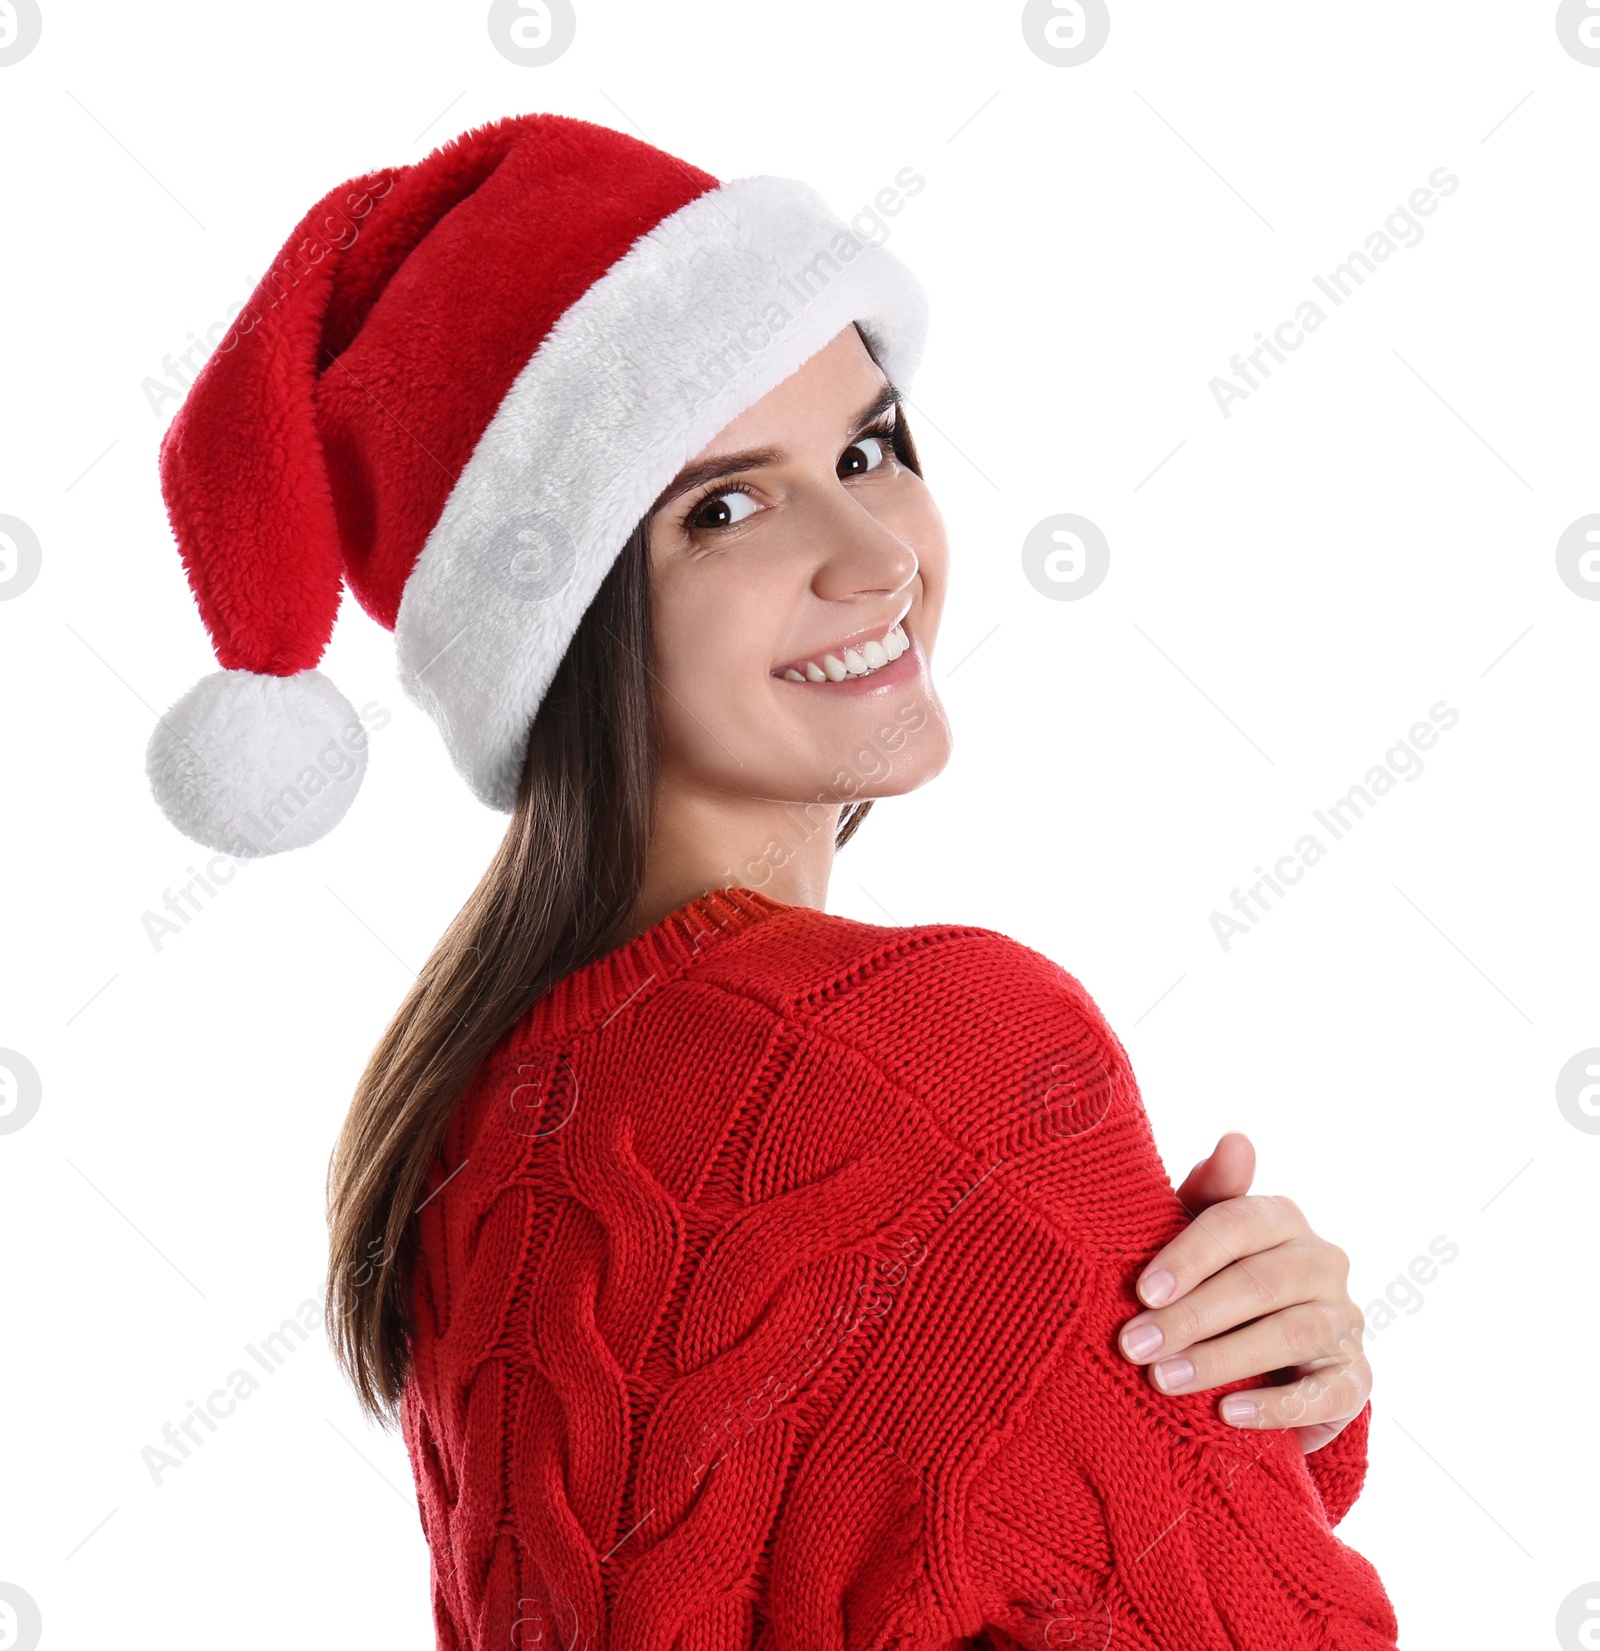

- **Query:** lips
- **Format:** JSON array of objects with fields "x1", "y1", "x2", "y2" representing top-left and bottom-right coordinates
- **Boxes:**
[{"x1": 771, "y1": 606, "x2": 913, "y2": 683}]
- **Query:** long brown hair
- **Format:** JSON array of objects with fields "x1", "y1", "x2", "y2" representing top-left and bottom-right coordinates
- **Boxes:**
[{"x1": 325, "y1": 371, "x2": 923, "y2": 1421}]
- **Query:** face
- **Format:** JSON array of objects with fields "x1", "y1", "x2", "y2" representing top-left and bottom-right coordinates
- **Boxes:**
[{"x1": 646, "y1": 325, "x2": 953, "y2": 821}]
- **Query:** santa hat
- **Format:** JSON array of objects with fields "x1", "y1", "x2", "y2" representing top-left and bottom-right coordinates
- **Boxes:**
[{"x1": 147, "y1": 112, "x2": 929, "y2": 856}]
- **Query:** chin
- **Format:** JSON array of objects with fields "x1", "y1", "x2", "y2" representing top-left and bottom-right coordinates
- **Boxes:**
[{"x1": 808, "y1": 717, "x2": 954, "y2": 806}]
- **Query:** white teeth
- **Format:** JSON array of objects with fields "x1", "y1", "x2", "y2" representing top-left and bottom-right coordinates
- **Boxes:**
[{"x1": 778, "y1": 619, "x2": 912, "y2": 683}]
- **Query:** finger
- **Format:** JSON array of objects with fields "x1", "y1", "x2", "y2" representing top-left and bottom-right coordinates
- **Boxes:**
[
  {"x1": 1217, "y1": 1359, "x2": 1372, "y2": 1433},
  {"x1": 1135, "y1": 1193, "x2": 1312, "y2": 1310},
  {"x1": 1122, "y1": 1238, "x2": 1350, "y2": 1363},
  {"x1": 1294, "y1": 1418, "x2": 1355, "y2": 1454},
  {"x1": 1137, "y1": 1303, "x2": 1363, "y2": 1399},
  {"x1": 1172, "y1": 1130, "x2": 1256, "y2": 1214}
]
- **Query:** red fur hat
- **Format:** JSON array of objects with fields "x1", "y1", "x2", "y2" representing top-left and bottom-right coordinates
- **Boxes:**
[{"x1": 147, "y1": 112, "x2": 929, "y2": 855}]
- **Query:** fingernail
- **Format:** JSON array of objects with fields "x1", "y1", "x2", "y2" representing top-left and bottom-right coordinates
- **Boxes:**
[
  {"x1": 1220, "y1": 1397, "x2": 1256, "y2": 1425},
  {"x1": 1121, "y1": 1322, "x2": 1163, "y2": 1359},
  {"x1": 1153, "y1": 1357, "x2": 1194, "y2": 1391},
  {"x1": 1140, "y1": 1268, "x2": 1176, "y2": 1306}
]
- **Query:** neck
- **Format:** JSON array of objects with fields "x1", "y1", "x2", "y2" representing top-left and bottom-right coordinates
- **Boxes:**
[{"x1": 604, "y1": 778, "x2": 842, "y2": 950}]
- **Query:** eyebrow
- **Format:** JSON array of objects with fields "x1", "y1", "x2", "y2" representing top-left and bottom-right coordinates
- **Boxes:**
[{"x1": 649, "y1": 379, "x2": 903, "y2": 515}]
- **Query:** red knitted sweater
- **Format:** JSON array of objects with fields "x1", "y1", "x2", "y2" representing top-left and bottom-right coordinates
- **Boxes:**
[{"x1": 401, "y1": 887, "x2": 1399, "y2": 1650}]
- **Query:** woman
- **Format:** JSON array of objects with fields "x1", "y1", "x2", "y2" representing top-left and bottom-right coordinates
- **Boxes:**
[{"x1": 146, "y1": 114, "x2": 1395, "y2": 1648}]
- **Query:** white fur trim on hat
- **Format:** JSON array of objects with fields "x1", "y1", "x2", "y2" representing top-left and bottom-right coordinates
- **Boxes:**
[{"x1": 394, "y1": 173, "x2": 930, "y2": 810}]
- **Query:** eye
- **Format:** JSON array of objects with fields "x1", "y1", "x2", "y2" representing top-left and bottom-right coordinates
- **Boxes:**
[
  {"x1": 838, "y1": 433, "x2": 889, "y2": 479},
  {"x1": 687, "y1": 484, "x2": 760, "y2": 534}
]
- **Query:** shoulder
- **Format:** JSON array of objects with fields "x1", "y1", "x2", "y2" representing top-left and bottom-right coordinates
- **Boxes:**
[
  {"x1": 696, "y1": 905, "x2": 1111, "y2": 1033},
  {"x1": 719, "y1": 914, "x2": 1134, "y2": 1149},
  {"x1": 702, "y1": 909, "x2": 1148, "y2": 1141},
  {"x1": 718, "y1": 911, "x2": 1180, "y2": 1253}
]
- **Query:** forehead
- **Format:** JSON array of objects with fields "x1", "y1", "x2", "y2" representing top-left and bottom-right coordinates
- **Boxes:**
[{"x1": 683, "y1": 326, "x2": 887, "y2": 460}]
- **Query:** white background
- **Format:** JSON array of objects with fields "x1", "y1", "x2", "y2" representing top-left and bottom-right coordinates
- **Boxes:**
[{"x1": 2, "y1": 3, "x2": 1596, "y2": 1646}]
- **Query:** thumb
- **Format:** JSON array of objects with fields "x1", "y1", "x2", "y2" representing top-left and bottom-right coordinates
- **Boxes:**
[{"x1": 1174, "y1": 1130, "x2": 1256, "y2": 1213}]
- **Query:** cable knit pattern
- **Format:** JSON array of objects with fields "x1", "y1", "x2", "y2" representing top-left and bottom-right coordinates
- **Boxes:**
[{"x1": 401, "y1": 887, "x2": 1398, "y2": 1650}]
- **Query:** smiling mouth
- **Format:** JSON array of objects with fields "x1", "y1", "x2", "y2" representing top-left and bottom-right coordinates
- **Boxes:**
[{"x1": 771, "y1": 613, "x2": 913, "y2": 684}]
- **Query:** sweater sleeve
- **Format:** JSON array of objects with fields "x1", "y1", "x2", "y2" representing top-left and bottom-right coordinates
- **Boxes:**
[
  {"x1": 956, "y1": 1265, "x2": 1398, "y2": 1649},
  {"x1": 1303, "y1": 1399, "x2": 1373, "y2": 1528},
  {"x1": 824, "y1": 927, "x2": 1400, "y2": 1650}
]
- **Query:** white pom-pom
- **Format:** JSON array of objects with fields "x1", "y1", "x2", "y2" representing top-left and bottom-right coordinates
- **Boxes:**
[{"x1": 146, "y1": 669, "x2": 368, "y2": 856}]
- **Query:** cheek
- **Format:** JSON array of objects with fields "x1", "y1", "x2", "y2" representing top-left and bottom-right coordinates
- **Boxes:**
[
  {"x1": 650, "y1": 566, "x2": 777, "y2": 740},
  {"x1": 886, "y1": 487, "x2": 949, "y2": 625}
]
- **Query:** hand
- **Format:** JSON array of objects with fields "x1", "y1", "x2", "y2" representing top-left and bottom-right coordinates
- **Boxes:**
[{"x1": 1117, "y1": 1131, "x2": 1370, "y2": 1453}]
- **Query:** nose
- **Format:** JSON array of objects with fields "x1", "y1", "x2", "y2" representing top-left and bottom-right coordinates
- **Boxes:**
[{"x1": 806, "y1": 482, "x2": 920, "y2": 604}]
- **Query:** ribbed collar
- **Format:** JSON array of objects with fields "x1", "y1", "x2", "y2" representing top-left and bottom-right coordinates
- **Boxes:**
[{"x1": 533, "y1": 884, "x2": 801, "y2": 1032}]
